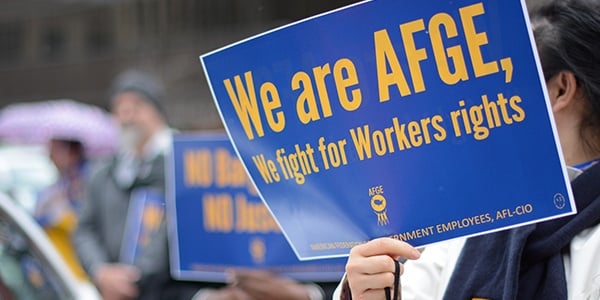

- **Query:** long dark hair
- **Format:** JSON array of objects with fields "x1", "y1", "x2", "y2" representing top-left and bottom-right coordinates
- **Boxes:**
[{"x1": 530, "y1": 0, "x2": 600, "y2": 155}]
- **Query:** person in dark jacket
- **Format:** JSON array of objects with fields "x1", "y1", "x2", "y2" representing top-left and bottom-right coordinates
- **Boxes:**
[
  {"x1": 73, "y1": 70, "x2": 177, "y2": 300},
  {"x1": 75, "y1": 70, "x2": 338, "y2": 300}
]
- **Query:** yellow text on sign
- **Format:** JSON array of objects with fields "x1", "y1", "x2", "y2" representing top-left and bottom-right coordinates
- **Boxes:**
[
  {"x1": 202, "y1": 192, "x2": 281, "y2": 234},
  {"x1": 184, "y1": 147, "x2": 256, "y2": 195},
  {"x1": 375, "y1": 2, "x2": 513, "y2": 102}
]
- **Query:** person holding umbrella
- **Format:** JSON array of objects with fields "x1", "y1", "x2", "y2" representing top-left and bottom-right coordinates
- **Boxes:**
[
  {"x1": 34, "y1": 137, "x2": 90, "y2": 281},
  {"x1": 0, "y1": 98, "x2": 119, "y2": 282}
]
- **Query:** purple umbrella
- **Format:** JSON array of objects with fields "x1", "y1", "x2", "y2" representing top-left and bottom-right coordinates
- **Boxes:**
[{"x1": 0, "y1": 99, "x2": 119, "y2": 157}]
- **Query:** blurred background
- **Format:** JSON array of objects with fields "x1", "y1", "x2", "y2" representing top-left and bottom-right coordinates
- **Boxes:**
[
  {"x1": 0, "y1": 0, "x2": 543, "y2": 131},
  {"x1": 0, "y1": 0, "x2": 366, "y2": 131}
]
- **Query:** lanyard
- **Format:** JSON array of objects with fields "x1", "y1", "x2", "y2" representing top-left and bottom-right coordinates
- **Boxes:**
[{"x1": 572, "y1": 158, "x2": 600, "y2": 171}]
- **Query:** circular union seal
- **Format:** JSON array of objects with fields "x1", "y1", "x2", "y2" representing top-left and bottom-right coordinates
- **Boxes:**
[
  {"x1": 553, "y1": 193, "x2": 566, "y2": 209},
  {"x1": 250, "y1": 238, "x2": 266, "y2": 264},
  {"x1": 371, "y1": 194, "x2": 386, "y2": 212}
]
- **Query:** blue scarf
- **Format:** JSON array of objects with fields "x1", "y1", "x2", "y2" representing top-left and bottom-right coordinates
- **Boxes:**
[{"x1": 443, "y1": 163, "x2": 600, "y2": 300}]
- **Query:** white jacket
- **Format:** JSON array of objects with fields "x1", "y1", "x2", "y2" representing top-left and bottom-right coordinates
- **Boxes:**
[
  {"x1": 333, "y1": 225, "x2": 600, "y2": 300},
  {"x1": 334, "y1": 168, "x2": 600, "y2": 299}
]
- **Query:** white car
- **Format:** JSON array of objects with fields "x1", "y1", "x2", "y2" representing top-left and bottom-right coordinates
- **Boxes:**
[
  {"x1": 0, "y1": 192, "x2": 101, "y2": 300},
  {"x1": 0, "y1": 144, "x2": 100, "y2": 299},
  {"x1": 0, "y1": 144, "x2": 57, "y2": 213}
]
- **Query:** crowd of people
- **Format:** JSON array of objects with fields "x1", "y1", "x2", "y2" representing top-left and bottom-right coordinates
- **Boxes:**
[
  {"x1": 31, "y1": 70, "x2": 338, "y2": 300},
  {"x1": 1, "y1": 0, "x2": 598, "y2": 299}
]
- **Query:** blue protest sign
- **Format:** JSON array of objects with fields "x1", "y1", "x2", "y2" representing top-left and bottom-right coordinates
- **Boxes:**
[
  {"x1": 120, "y1": 188, "x2": 166, "y2": 265},
  {"x1": 200, "y1": 0, "x2": 575, "y2": 260},
  {"x1": 166, "y1": 133, "x2": 346, "y2": 282}
]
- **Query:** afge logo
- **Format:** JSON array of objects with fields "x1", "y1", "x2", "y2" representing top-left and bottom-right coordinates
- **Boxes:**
[
  {"x1": 369, "y1": 185, "x2": 389, "y2": 226},
  {"x1": 250, "y1": 237, "x2": 266, "y2": 264}
]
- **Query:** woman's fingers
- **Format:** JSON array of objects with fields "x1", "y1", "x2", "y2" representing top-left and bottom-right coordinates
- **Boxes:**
[
  {"x1": 360, "y1": 287, "x2": 398, "y2": 300},
  {"x1": 345, "y1": 237, "x2": 419, "y2": 298},
  {"x1": 347, "y1": 253, "x2": 398, "y2": 275},
  {"x1": 348, "y1": 270, "x2": 396, "y2": 291},
  {"x1": 351, "y1": 237, "x2": 421, "y2": 260}
]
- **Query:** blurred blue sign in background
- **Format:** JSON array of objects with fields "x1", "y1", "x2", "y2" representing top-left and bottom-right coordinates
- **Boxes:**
[{"x1": 167, "y1": 134, "x2": 345, "y2": 281}]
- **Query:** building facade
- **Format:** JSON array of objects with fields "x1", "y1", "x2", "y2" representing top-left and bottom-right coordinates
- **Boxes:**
[{"x1": 0, "y1": 0, "x2": 357, "y2": 130}]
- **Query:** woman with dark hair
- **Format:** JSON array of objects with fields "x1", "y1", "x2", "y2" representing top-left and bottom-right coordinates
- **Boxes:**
[
  {"x1": 34, "y1": 138, "x2": 89, "y2": 281},
  {"x1": 335, "y1": 0, "x2": 600, "y2": 299}
]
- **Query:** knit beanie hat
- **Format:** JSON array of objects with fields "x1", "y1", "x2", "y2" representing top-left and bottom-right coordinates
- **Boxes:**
[{"x1": 108, "y1": 70, "x2": 167, "y2": 120}]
